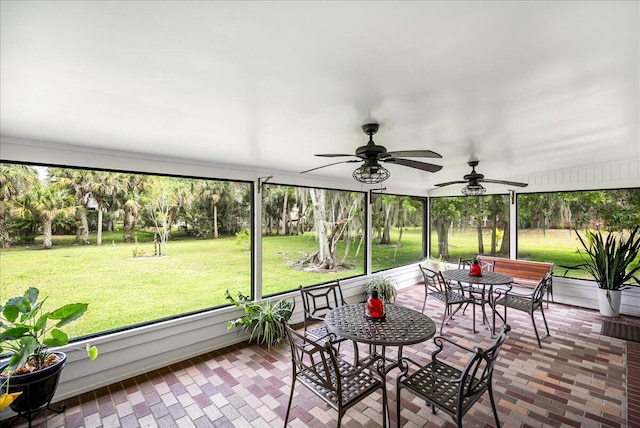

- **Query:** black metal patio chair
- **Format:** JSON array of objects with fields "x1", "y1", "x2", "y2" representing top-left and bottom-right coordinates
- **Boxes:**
[
  {"x1": 299, "y1": 281, "x2": 359, "y2": 363},
  {"x1": 284, "y1": 324, "x2": 384, "y2": 428},
  {"x1": 396, "y1": 325, "x2": 510, "y2": 428},
  {"x1": 492, "y1": 272, "x2": 552, "y2": 347},
  {"x1": 419, "y1": 264, "x2": 476, "y2": 334}
]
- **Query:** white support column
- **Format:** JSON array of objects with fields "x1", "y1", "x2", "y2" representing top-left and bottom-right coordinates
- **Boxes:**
[
  {"x1": 254, "y1": 179, "x2": 264, "y2": 301},
  {"x1": 366, "y1": 190, "x2": 372, "y2": 275},
  {"x1": 509, "y1": 190, "x2": 517, "y2": 260}
]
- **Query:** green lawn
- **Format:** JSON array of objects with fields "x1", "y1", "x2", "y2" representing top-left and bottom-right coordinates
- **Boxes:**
[
  {"x1": 1, "y1": 227, "x2": 425, "y2": 338},
  {"x1": 430, "y1": 227, "x2": 601, "y2": 279},
  {"x1": 1, "y1": 226, "x2": 605, "y2": 339},
  {"x1": 1, "y1": 236, "x2": 252, "y2": 338}
]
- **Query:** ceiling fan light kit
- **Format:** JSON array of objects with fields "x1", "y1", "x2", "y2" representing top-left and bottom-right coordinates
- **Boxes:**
[
  {"x1": 461, "y1": 182, "x2": 487, "y2": 196},
  {"x1": 352, "y1": 163, "x2": 390, "y2": 184}
]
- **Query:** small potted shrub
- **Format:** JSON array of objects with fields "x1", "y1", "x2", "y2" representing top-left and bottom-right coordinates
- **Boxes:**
[
  {"x1": 225, "y1": 290, "x2": 294, "y2": 349},
  {"x1": 574, "y1": 226, "x2": 640, "y2": 316},
  {"x1": 0, "y1": 287, "x2": 98, "y2": 415},
  {"x1": 362, "y1": 276, "x2": 398, "y2": 303}
]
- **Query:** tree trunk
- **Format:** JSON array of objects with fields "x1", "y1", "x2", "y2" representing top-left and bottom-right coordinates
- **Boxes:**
[
  {"x1": 490, "y1": 219, "x2": 498, "y2": 255},
  {"x1": 123, "y1": 204, "x2": 135, "y2": 243},
  {"x1": 96, "y1": 202, "x2": 104, "y2": 245},
  {"x1": 476, "y1": 223, "x2": 484, "y2": 254},
  {"x1": 213, "y1": 204, "x2": 219, "y2": 239},
  {"x1": 282, "y1": 192, "x2": 289, "y2": 236},
  {"x1": 309, "y1": 188, "x2": 334, "y2": 269},
  {"x1": 43, "y1": 218, "x2": 53, "y2": 249},
  {"x1": 166, "y1": 208, "x2": 175, "y2": 239},
  {"x1": 381, "y1": 204, "x2": 393, "y2": 244},
  {"x1": 436, "y1": 219, "x2": 452, "y2": 260},
  {"x1": 80, "y1": 208, "x2": 90, "y2": 245},
  {"x1": 0, "y1": 201, "x2": 11, "y2": 248},
  {"x1": 499, "y1": 218, "x2": 510, "y2": 255}
]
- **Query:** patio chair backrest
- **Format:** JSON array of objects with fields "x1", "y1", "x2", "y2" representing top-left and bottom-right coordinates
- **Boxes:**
[
  {"x1": 299, "y1": 281, "x2": 346, "y2": 327},
  {"x1": 531, "y1": 272, "x2": 553, "y2": 305},
  {"x1": 458, "y1": 257, "x2": 495, "y2": 272},
  {"x1": 285, "y1": 324, "x2": 340, "y2": 394},
  {"x1": 436, "y1": 325, "x2": 510, "y2": 409},
  {"x1": 419, "y1": 265, "x2": 447, "y2": 294}
]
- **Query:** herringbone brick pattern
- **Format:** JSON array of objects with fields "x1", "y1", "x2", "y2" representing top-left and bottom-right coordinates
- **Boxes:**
[{"x1": 4, "y1": 283, "x2": 636, "y2": 428}]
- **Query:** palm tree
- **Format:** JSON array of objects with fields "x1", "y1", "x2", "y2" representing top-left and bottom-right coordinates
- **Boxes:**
[
  {"x1": 120, "y1": 174, "x2": 148, "y2": 242},
  {"x1": 12, "y1": 183, "x2": 76, "y2": 249},
  {"x1": 49, "y1": 167, "x2": 93, "y2": 245},
  {"x1": 86, "y1": 171, "x2": 126, "y2": 245},
  {"x1": 0, "y1": 163, "x2": 38, "y2": 248}
]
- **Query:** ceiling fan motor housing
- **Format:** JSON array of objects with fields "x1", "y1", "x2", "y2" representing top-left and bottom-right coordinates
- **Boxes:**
[{"x1": 361, "y1": 123, "x2": 379, "y2": 135}]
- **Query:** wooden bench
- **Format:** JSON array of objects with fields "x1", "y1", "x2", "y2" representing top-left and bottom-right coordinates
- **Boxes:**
[{"x1": 478, "y1": 256, "x2": 554, "y2": 302}]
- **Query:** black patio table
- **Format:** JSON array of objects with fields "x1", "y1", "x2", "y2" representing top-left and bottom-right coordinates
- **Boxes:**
[
  {"x1": 442, "y1": 269, "x2": 513, "y2": 336},
  {"x1": 325, "y1": 303, "x2": 436, "y2": 427}
]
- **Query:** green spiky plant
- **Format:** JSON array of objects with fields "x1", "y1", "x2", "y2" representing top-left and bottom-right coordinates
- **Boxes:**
[
  {"x1": 575, "y1": 226, "x2": 640, "y2": 310},
  {"x1": 0, "y1": 287, "x2": 98, "y2": 411},
  {"x1": 225, "y1": 290, "x2": 294, "y2": 349},
  {"x1": 362, "y1": 276, "x2": 398, "y2": 303}
]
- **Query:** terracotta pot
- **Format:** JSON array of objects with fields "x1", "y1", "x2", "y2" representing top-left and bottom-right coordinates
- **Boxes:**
[{"x1": 597, "y1": 288, "x2": 621, "y2": 317}]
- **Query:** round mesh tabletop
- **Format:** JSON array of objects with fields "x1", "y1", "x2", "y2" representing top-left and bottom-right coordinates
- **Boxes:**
[
  {"x1": 325, "y1": 304, "x2": 436, "y2": 346},
  {"x1": 442, "y1": 269, "x2": 513, "y2": 285}
]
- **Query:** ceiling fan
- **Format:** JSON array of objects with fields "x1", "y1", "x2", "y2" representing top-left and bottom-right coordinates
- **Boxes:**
[
  {"x1": 434, "y1": 160, "x2": 528, "y2": 196},
  {"x1": 301, "y1": 123, "x2": 443, "y2": 184}
]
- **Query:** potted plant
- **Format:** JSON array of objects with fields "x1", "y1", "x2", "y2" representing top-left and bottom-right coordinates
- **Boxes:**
[
  {"x1": 225, "y1": 290, "x2": 294, "y2": 349},
  {"x1": 574, "y1": 226, "x2": 640, "y2": 316},
  {"x1": 362, "y1": 276, "x2": 398, "y2": 303},
  {"x1": 0, "y1": 287, "x2": 98, "y2": 416}
]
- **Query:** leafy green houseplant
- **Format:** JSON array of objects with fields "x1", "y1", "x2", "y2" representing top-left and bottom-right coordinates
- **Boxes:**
[
  {"x1": 575, "y1": 226, "x2": 640, "y2": 316},
  {"x1": 362, "y1": 276, "x2": 398, "y2": 303},
  {"x1": 225, "y1": 290, "x2": 294, "y2": 349},
  {"x1": 0, "y1": 287, "x2": 98, "y2": 412}
]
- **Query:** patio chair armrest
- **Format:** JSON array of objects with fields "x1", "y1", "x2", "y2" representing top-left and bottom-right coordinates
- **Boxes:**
[
  {"x1": 338, "y1": 353, "x2": 384, "y2": 378},
  {"x1": 315, "y1": 331, "x2": 340, "y2": 343},
  {"x1": 500, "y1": 288, "x2": 534, "y2": 298},
  {"x1": 397, "y1": 356, "x2": 422, "y2": 377},
  {"x1": 306, "y1": 313, "x2": 325, "y2": 322},
  {"x1": 432, "y1": 335, "x2": 475, "y2": 355},
  {"x1": 494, "y1": 285, "x2": 514, "y2": 298}
]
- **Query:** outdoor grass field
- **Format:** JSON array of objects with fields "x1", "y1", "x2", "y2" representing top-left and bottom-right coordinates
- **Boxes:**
[
  {"x1": 1, "y1": 226, "x2": 598, "y2": 339},
  {"x1": 431, "y1": 227, "x2": 598, "y2": 279}
]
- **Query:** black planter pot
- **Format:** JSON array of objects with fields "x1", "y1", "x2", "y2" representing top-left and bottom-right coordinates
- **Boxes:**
[{"x1": 1, "y1": 351, "x2": 67, "y2": 426}]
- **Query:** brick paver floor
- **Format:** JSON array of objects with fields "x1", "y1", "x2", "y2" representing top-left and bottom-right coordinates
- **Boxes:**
[{"x1": 3, "y1": 283, "x2": 636, "y2": 428}]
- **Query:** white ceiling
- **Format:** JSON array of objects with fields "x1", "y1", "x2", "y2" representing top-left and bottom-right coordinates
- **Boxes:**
[{"x1": 1, "y1": 1, "x2": 639, "y2": 192}]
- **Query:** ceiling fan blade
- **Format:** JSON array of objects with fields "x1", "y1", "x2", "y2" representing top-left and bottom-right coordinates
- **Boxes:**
[
  {"x1": 481, "y1": 178, "x2": 528, "y2": 187},
  {"x1": 434, "y1": 180, "x2": 468, "y2": 187},
  {"x1": 382, "y1": 157, "x2": 443, "y2": 173},
  {"x1": 300, "y1": 159, "x2": 360, "y2": 174},
  {"x1": 314, "y1": 153, "x2": 357, "y2": 158},
  {"x1": 383, "y1": 149, "x2": 442, "y2": 159}
]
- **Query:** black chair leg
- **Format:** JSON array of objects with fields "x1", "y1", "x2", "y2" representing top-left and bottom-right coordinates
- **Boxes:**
[
  {"x1": 539, "y1": 306, "x2": 550, "y2": 336},
  {"x1": 531, "y1": 312, "x2": 542, "y2": 347},
  {"x1": 472, "y1": 299, "x2": 476, "y2": 333},
  {"x1": 284, "y1": 377, "x2": 296, "y2": 427},
  {"x1": 396, "y1": 387, "x2": 402, "y2": 427},
  {"x1": 488, "y1": 385, "x2": 501, "y2": 428}
]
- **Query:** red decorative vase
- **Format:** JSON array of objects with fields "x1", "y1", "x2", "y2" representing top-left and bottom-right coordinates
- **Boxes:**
[
  {"x1": 366, "y1": 290, "x2": 385, "y2": 319},
  {"x1": 470, "y1": 260, "x2": 482, "y2": 276}
]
